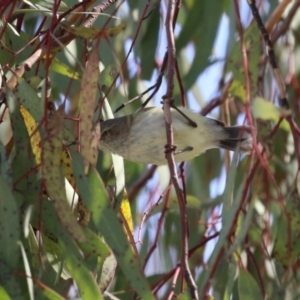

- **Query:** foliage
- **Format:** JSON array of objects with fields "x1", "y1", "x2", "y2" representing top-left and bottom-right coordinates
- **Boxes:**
[{"x1": 0, "y1": 0, "x2": 300, "y2": 299}]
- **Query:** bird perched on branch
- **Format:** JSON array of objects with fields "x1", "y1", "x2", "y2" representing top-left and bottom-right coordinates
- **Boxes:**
[{"x1": 99, "y1": 106, "x2": 253, "y2": 165}]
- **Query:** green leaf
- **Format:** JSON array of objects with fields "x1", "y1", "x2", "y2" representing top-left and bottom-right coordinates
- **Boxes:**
[
  {"x1": 30, "y1": 195, "x2": 105, "y2": 299},
  {"x1": 78, "y1": 227, "x2": 111, "y2": 260},
  {"x1": 0, "y1": 175, "x2": 20, "y2": 269},
  {"x1": 3, "y1": 23, "x2": 39, "y2": 64},
  {"x1": 227, "y1": 200, "x2": 255, "y2": 257},
  {"x1": 72, "y1": 152, "x2": 154, "y2": 300},
  {"x1": 198, "y1": 152, "x2": 241, "y2": 295},
  {"x1": 177, "y1": 290, "x2": 193, "y2": 300},
  {"x1": 26, "y1": 226, "x2": 40, "y2": 272},
  {"x1": 99, "y1": 64, "x2": 118, "y2": 90},
  {"x1": 60, "y1": 22, "x2": 126, "y2": 39},
  {"x1": 0, "y1": 20, "x2": 14, "y2": 66},
  {"x1": 42, "y1": 108, "x2": 86, "y2": 243},
  {"x1": 177, "y1": 0, "x2": 222, "y2": 89},
  {"x1": 102, "y1": 99, "x2": 125, "y2": 198},
  {"x1": 228, "y1": 80, "x2": 246, "y2": 102},
  {"x1": 140, "y1": 6, "x2": 159, "y2": 79},
  {"x1": 0, "y1": 286, "x2": 11, "y2": 300},
  {"x1": 6, "y1": 84, "x2": 38, "y2": 206},
  {"x1": 61, "y1": 242, "x2": 104, "y2": 300},
  {"x1": 213, "y1": 258, "x2": 230, "y2": 299},
  {"x1": 15, "y1": 77, "x2": 44, "y2": 124},
  {"x1": 252, "y1": 97, "x2": 290, "y2": 131},
  {"x1": 41, "y1": 286, "x2": 65, "y2": 300},
  {"x1": 50, "y1": 57, "x2": 81, "y2": 80},
  {"x1": 30, "y1": 196, "x2": 89, "y2": 272},
  {"x1": 18, "y1": 242, "x2": 34, "y2": 300},
  {"x1": 238, "y1": 269, "x2": 263, "y2": 300},
  {"x1": 98, "y1": 253, "x2": 117, "y2": 293},
  {"x1": 252, "y1": 97, "x2": 280, "y2": 120},
  {"x1": 272, "y1": 188, "x2": 300, "y2": 266},
  {"x1": 0, "y1": 260, "x2": 23, "y2": 300}
]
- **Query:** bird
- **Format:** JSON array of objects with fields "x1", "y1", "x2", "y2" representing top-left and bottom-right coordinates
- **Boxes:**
[{"x1": 99, "y1": 106, "x2": 253, "y2": 165}]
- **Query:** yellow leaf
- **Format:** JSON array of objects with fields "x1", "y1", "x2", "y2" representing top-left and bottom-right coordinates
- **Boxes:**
[
  {"x1": 252, "y1": 97, "x2": 280, "y2": 120},
  {"x1": 61, "y1": 146, "x2": 75, "y2": 187},
  {"x1": 120, "y1": 189, "x2": 134, "y2": 238},
  {"x1": 229, "y1": 80, "x2": 246, "y2": 102},
  {"x1": 60, "y1": 146, "x2": 91, "y2": 226},
  {"x1": 252, "y1": 97, "x2": 290, "y2": 131},
  {"x1": 19, "y1": 105, "x2": 41, "y2": 164},
  {"x1": 61, "y1": 22, "x2": 126, "y2": 39},
  {"x1": 50, "y1": 57, "x2": 81, "y2": 80}
]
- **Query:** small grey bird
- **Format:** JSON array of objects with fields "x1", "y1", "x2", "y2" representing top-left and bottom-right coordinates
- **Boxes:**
[{"x1": 99, "y1": 107, "x2": 253, "y2": 165}]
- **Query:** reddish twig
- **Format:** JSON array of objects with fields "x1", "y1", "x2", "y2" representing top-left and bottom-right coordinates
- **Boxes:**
[
  {"x1": 247, "y1": 0, "x2": 289, "y2": 109},
  {"x1": 127, "y1": 165, "x2": 157, "y2": 201},
  {"x1": 142, "y1": 186, "x2": 171, "y2": 270},
  {"x1": 152, "y1": 232, "x2": 220, "y2": 296},
  {"x1": 271, "y1": 0, "x2": 300, "y2": 43},
  {"x1": 166, "y1": 266, "x2": 181, "y2": 300},
  {"x1": 163, "y1": 0, "x2": 198, "y2": 299},
  {"x1": 97, "y1": 1, "x2": 152, "y2": 115}
]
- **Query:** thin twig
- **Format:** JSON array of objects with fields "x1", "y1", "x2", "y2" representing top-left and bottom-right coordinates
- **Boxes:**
[
  {"x1": 82, "y1": 0, "x2": 118, "y2": 28},
  {"x1": 271, "y1": 0, "x2": 300, "y2": 43},
  {"x1": 247, "y1": 0, "x2": 289, "y2": 109},
  {"x1": 248, "y1": 0, "x2": 300, "y2": 171},
  {"x1": 127, "y1": 165, "x2": 157, "y2": 201},
  {"x1": 142, "y1": 186, "x2": 171, "y2": 270},
  {"x1": 163, "y1": 0, "x2": 198, "y2": 299},
  {"x1": 98, "y1": 1, "x2": 151, "y2": 116},
  {"x1": 265, "y1": 0, "x2": 292, "y2": 33}
]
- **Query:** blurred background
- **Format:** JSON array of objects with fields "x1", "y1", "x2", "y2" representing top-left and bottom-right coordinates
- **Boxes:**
[{"x1": 1, "y1": 0, "x2": 300, "y2": 299}]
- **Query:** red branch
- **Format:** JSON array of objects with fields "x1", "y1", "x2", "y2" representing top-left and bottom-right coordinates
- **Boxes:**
[{"x1": 163, "y1": 0, "x2": 198, "y2": 299}]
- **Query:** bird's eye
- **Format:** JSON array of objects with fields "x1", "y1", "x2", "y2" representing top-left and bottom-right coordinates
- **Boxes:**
[{"x1": 101, "y1": 130, "x2": 110, "y2": 138}]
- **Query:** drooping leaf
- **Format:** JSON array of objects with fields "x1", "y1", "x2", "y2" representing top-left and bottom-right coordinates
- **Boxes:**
[
  {"x1": 237, "y1": 268, "x2": 263, "y2": 300},
  {"x1": 42, "y1": 108, "x2": 85, "y2": 243},
  {"x1": 98, "y1": 253, "x2": 117, "y2": 293},
  {"x1": 0, "y1": 23, "x2": 38, "y2": 65},
  {"x1": 78, "y1": 226, "x2": 110, "y2": 260},
  {"x1": 50, "y1": 57, "x2": 81, "y2": 80},
  {"x1": 79, "y1": 47, "x2": 100, "y2": 170},
  {"x1": 198, "y1": 152, "x2": 241, "y2": 295},
  {"x1": 0, "y1": 260, "x2": 23, "y2": 300},
  {"x1": 272, "y1": 187, "x2": 300, "y2": 266},
  {"x1": 0, "y1": 286, "x2": 11, "y2": 300},
  {"x1": 101, "y1": 99, "x2": 125, "y2": 198},
  {"x1": 99, "y1": 64, "x2": 118, "y2": 91},
  {"x1": 176, "y1": 0, "x2": 222, "y2": 89},
  {"x1": 72, "y1": 152, "x2": 154, "y2": 299},
  {"x1": 18, "y1": 242, "x2": 34, "y2": 300},
  {"x1": 0, "y1": 175, "x2": 20, "y2": 269},
  {"x1": 252, "y1": 97, "x2": 290, "y2": 131},
  {"x1": 15, "y1": 77, "x2": 44, "y2": 124},
  {"x1": 6, "y1": 84, "x2": 38, "y2": 206},
  {"x1": 140, "y1": 6, "x2": 159, "y2": 79},
  {"x1": 0, "y1": 20, "x2": 14, "y2": 66},
  {"x1": 120, "y1": 189, "x2": 134, "y2": 238},
  {"x1": 61, "y1": 242, "x2": 104, "y2": 300},
  {"x1": 19, "y1": 105, "x2": 41, "y2": 164}
]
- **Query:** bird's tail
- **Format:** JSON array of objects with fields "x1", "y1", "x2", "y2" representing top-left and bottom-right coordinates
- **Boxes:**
[{"x1": 219, "y1": 126, "x2": 253, "y2": 154}]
